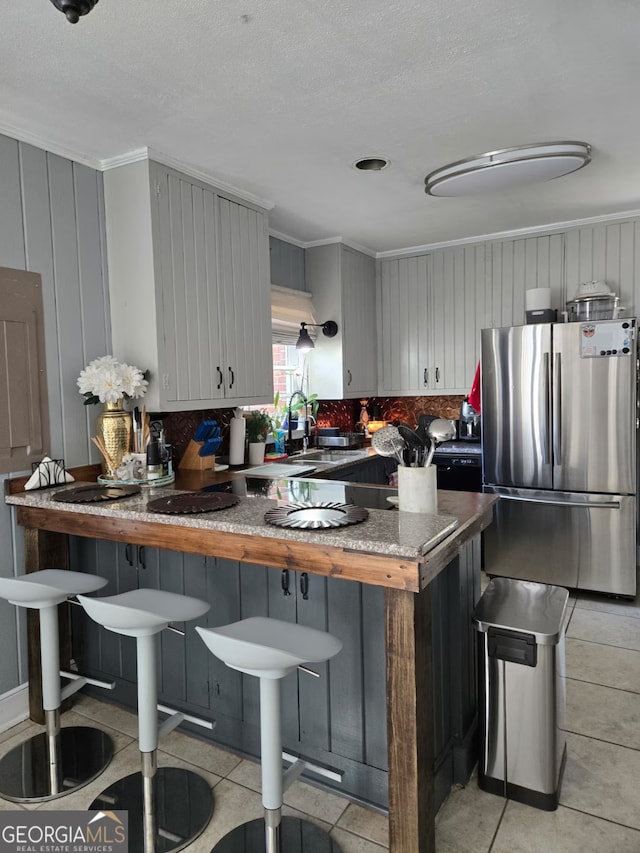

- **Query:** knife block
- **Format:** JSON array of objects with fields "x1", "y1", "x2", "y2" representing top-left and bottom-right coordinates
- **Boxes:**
[{"x1": 179, "y1": 440, "x2": 215, "y2": 471}]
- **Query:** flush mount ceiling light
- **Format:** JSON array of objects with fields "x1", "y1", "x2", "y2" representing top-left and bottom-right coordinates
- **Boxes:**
[
  {"x1": 295, "y1": 321, "x2": 339, "y2": 352},
  {"x1": 424, "y1": 141, "x2": 591, "y2": 197},
  {"x1": 354, "y1": 157, "x2": 390, "y2": 172},
  {"x1": 49, "y1": 0, "x2": 99, "y2": 23}
]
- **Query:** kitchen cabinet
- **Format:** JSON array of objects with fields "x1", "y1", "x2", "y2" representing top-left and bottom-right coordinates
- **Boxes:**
[
  {"x1": 378, "y1": 246, "x2": 487, "y2": 396},
  {"x1": 307, "y1": 244, "x2": 377, "y2": 399},
  {"x1": 104, "y1": 159, "x2": 273, "y2": 412}
]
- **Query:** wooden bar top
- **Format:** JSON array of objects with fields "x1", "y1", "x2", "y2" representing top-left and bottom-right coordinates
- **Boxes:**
[{"x1": 5, "y1": 466, "x2": 497, "y2": 593}]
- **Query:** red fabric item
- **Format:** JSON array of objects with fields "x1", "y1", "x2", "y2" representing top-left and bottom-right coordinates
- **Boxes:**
[{"x1": 468, "y1": 362, "x2": 481, "y2": 413}]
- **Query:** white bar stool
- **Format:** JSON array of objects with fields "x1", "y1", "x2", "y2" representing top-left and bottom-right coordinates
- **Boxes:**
[
  {"x1": 0, "y1": 569, "x2": 114, "y2": 802},
  {"x1": 197, "y1": 617, "x2": 343, "y2": 853},
  {"x1": 78, "y1": 588, "x2": 214, "y2": 853}
]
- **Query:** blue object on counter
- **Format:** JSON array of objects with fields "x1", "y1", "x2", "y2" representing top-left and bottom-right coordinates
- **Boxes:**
[{"x1": 195, "y1": 419, "x2": 222, "y2": 455}]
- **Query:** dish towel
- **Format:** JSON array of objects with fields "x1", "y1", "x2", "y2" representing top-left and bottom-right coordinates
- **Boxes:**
[
  {"x1": 24, "y1": 457, "x2": 75, "y2": 490},
  {"x1": 468, "y1": 362, "x2": 481, "y2": 413}
]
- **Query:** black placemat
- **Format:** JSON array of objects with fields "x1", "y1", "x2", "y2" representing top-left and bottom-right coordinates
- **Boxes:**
[
  {"x1": 52, "y1": 484, "x2": 141, "y2": 503},
  {"x1": 147, "y1": 492, "x2": 240, "y2": 514}
]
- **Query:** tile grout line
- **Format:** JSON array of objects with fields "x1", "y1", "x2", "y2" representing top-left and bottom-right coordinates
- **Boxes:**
[
  {"x1": 557, "y1": 801, "x2": 640, "y2": 835},
  {"x1": 565, "y1": 635, "x2": 640, "y2": 655},
  {"x1": 564, "y1": 672, "x2": 640, "y2": 696},
  {"x1": 560, "y1": 725, "x2": 640, "y2": 753},
  {"x1": 486, "y1": 798, "x2": 508, "y2": 853}
]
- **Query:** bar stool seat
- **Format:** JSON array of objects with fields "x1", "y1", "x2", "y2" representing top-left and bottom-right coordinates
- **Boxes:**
[
  {"x1": 0, "y1": 569, "x2": 114, "y2": 803},
  {"x1": 78, "y1": 588, "x2": 214, "y2": 853},
  {"x1": 197, "y1": 617, "x2": 343, "y2": 853}
]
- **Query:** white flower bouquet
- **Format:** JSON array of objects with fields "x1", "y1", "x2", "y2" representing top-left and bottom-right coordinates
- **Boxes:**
[{"x1": 77, "y1": 355, "x2": 148, "y2": 405}]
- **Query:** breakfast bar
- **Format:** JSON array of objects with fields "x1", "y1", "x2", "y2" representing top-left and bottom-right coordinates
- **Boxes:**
[{"x1": 5, "y1": 469, "x2": 496, "y2": 853}]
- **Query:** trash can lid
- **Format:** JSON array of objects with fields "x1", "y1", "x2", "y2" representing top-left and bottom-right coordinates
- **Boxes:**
[{"x1": 472, "y1": 578, "x2": 569, "y2": 645}]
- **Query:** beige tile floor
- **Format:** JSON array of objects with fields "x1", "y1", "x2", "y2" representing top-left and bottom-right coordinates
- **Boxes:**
[{"x1": 0, "y1": 581, "x2": 638, "y2": 852}]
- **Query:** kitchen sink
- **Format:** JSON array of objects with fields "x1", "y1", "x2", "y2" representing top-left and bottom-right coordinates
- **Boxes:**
[{"x1": 285, "y1": 449, "x2": 370, "y2": 465}]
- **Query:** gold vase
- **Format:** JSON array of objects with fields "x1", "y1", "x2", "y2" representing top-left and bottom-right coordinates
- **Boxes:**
[{"x1": 95, "y1": 401, "x2": 132, "y2": 477}]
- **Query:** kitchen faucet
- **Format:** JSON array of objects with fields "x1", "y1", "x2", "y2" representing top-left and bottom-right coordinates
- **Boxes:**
[{"x1": 286, "y1": 391, "x2": 310, "y2": 455}]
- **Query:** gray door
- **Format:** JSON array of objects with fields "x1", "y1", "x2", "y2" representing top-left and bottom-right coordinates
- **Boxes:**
[
  {"x1": 552, "y1": 320, "x2": 636, "y2": 494},
  {"x1": 481, "y1": 324, "x2": 552, "y2": 489}
]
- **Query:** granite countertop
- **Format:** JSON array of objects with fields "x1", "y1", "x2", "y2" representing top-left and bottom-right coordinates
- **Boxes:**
[{"x1": 5, "y1": 481, "x2": 459, "y2": 560}]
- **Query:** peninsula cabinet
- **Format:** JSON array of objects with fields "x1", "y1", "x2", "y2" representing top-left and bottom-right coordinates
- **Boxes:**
[
  {"x1": 104, "y1": 159, "x2": 273, "y2": 412},
  {"x1": 69, "y1": 533, "x2": 481, "y2": 813},
  {"x1": 378, "y1": 245, "x2": 487, "y2": 396},
  {"x1": 307, "y1": 244, "x2": 377, "y2": 399}
]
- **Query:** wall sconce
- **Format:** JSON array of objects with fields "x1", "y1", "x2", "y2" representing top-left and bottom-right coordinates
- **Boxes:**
[
  {"x1": 49, "y1": 0, "x2": 99, "y2": 23},
  {"x1": 295, "y1": 321, "x2": 338, "y2": 351}
]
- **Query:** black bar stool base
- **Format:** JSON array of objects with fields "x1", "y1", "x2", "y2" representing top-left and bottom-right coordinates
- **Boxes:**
[
  {"x1": 213, "y1": 817, "x2": 342, "y2": 852},
  {"x1": 0, "y1": 727, "x2": 113, "y2": 803},
  {"x1": 90, "y1": 767, "x2": 213, "y2": 853}
]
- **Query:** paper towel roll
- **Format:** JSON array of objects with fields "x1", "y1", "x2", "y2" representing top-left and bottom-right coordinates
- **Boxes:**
[
  {"x1": 525, "y1": 287, "x2": 552, "y2": 312},
  {"x1": 229, "y1": 417, "x2": 246, "y2": 466}
]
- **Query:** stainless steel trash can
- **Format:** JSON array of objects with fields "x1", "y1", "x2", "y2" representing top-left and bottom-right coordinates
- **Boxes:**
[{"x1": 473, "y1": 577, "x2": 568, "y2": 811}]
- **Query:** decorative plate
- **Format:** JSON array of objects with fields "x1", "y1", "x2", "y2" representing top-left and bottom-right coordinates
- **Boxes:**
[
  {"x1": 264, "y1": 501, "x2": 369, "y2": 530},
  {"x1": 146, "y1": 492, "x2": 240, "y2": 514},
  {"x1": 53, "y1": 484, "x2": 141, "y2": 503}
]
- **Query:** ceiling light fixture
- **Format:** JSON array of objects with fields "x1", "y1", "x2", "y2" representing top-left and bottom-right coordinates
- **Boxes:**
[
  {"x1": 424, "y1": 141, "x2": 591, "y2": 197},
  {"x1": 49, "y1": 0, "x2": 99, "y2": 24},
  {"x1": 354, "y1": 158, "x2": 390, "y2": 172},
  {"x1": 295, "y1": 321, "x2": 339, "y2": 352}
]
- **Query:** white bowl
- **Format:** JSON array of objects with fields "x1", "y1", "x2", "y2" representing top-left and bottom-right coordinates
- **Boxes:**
[{"x1": 578, "y1": 280, "x2": 610, "y2": 296}]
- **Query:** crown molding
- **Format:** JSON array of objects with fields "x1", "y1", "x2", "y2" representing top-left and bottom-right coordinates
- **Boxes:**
[
  {"x1": 376, "y1": 207, "x2": 640, "y2": 259},
  {"x1": 0, "y1": 120, "x2": 103, "y2": 169},
  {"x1": 100, "y1": 147, "x2": 149, "y2": 170},
  {"x1": 268, "y1": 229, "x2": 307, "y2": 249},
  {"x1": 304, "y1": 236, "x2": 376, "y2": 257}
]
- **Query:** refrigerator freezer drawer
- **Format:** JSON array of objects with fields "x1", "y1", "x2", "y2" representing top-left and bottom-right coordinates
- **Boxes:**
[{"x1": 483, "y1": 487, "x2": 636, "y2": 596}]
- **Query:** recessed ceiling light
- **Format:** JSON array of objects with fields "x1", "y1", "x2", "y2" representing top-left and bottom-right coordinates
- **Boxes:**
[
  {"x1": 424, "y1": 141, "x2": 591, "y2": 197},
  {"x1": 354, "y1": 157, "x2": 390, "y2": 172}
]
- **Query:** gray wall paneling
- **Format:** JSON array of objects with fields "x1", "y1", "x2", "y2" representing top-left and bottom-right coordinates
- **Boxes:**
[
  {"x1": 0, "y1": 134, "x2": 110, "y2": 698},
  {"x1": 270, "y1": 236, "x2": 305, "y2": 291}
]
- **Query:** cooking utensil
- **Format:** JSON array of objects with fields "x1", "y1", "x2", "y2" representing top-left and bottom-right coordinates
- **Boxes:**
[
  {"x1": 424, "y1": 418, "x2": 456, "y2": 466},
  {"x1": 371, "y1": 425, "x2": 406, "y2": 466},
  {"x1": 398, "y1": 423, "x2": 428, "y2": 466},
  {"x1": 416, "y1": 414, "x2": 438, "y2": 446}
]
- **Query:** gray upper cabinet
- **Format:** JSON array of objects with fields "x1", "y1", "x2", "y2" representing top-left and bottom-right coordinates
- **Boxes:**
[
  {"x1": 378, "y1": 246, "x2": 486, "y2": 395},
  {"x1": 104, "y1": 160, "x2": 273, "y2": 412},
  {"x1": 307, "y1": 244, "x2": 377, "y2": 399}
]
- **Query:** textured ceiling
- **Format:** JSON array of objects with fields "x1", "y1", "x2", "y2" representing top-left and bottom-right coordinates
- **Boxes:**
[{"x1": 2, "y1": 0, "x2": 640, "y2": 253}]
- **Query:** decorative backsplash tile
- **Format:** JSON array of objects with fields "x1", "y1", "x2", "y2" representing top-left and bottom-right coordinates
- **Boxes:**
[{"x1": 162, "y1": 396, "x2": 466, "y2": 463}]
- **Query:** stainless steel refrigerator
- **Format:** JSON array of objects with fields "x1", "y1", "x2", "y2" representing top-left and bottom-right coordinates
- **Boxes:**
[{"x1": 481, "y1": 319, "x2": 637, "y2": 596}]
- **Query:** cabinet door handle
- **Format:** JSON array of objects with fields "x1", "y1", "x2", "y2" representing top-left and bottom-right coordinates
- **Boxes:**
[
  {"x1": 137, "y1": 545, "x2": 146, "y2": 570},
  {"x1": 216, "y1": 366, "x2": 224, "y2": 389},
  {"x1": 125, "y1": 543, "x2": 134, "y2": 567},
  {"x1": 281, "y1": 569, "x2": 292, "y2": 597},
  {"x1": 347, "y1": 369, "x2": 352, "y2": 386},
  {"x1": 300, "y1": 572, "x2": 309, "y2": 600},
  {"x1": 435, "y1": 367, "x2": 440, "y2": 383},
  {"x1": 228, "y1": 366, "x2": 235, "y2": 389},
  {"x1": 423, "y1": 368, "x2": 429, "y2": 386}
]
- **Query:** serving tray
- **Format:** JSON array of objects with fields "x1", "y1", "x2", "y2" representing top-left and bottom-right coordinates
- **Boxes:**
[
  {"x1": 264, "y1": 501, "x2": 369, "y2": 530},
  {"x1": 98, "y1": 472, "x2": 176, "y2": 488},
  {"x1": 53, "y1": 484, "x2": 141, "y2": 503},
  {"x1": 147, "y1": 492, "x2": 240, "y2": 515}
]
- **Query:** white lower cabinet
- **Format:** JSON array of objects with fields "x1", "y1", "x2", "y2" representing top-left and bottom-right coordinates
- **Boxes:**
[{"x1": 104, "y1": 159, "x2": 272, "y2": 412}]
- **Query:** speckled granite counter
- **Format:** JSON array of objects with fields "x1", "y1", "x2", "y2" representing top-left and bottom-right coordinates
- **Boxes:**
[{"x1": 6, "y1": 474, "x2": 496, "y2": 592}]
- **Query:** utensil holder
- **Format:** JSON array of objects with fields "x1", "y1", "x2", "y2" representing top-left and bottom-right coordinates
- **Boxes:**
[{"x1": 397, "y1": 465, "x2": 437, "y2": 514}]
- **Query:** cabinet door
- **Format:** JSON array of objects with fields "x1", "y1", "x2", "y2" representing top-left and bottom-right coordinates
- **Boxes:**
[
  {"x1": 342, "y1": 248, "x2": 377, "y2": 397},
  {"x1": 154, "y1": 167, "x2": 225, "y2": 405},
  {"x1": 217, "y1": 197, "x2": 273, "y2": 403},
  {"x1": 379, "y1": 256, "x2": 430, "y2": 394},
  {"x1": 430, "y1": 245, "x2": 487, "y2": 393}
]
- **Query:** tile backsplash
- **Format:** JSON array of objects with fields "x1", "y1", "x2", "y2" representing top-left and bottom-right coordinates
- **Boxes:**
[{"x1": 161, "y1": 396, "x2": 465, "y2": 464}]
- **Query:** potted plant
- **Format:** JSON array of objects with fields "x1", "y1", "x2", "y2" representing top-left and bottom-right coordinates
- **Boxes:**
[{"x1": 245, "y1": 410, "x2": 272, "y2": 465}]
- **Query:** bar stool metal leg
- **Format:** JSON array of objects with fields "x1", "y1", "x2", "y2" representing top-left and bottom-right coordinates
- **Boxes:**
[
  {"x1": 0, "y1": 603, "x2": 113, "y2": 803},
  {"x1": 89, "y1": 632, "x2": 213, "y2": 853}
]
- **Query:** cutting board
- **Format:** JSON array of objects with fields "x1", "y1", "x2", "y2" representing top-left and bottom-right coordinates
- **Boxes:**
[{"x1": 243, "y1": 463, "x2": 317, "y2": 478}]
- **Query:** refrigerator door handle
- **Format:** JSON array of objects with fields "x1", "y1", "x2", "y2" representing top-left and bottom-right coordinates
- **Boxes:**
[
  {"x1": 495, "y1": 493, "x2": 621, "y2": 509},
  {"x1": 543, "y1": 352, "x2": 552, "y2": 465},
  {"x1": 553, "y1": 352, "x2": 562, "y2": 465}
]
